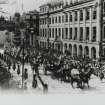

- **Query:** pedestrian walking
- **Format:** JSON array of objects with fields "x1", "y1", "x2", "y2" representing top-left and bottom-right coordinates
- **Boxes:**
[
  {"x1": 34, "y1": 61, "x2": 39, "y2": 75},
  {"x1": 32, "y1": 74, "x2": 37, "y2": 88},
  {"x1": 8, "y1": 64, "x2": 11, "y2": 71},
  {"x1": 17, "y1": 63, "x2": 20, "y2": 75},
  {"x1": 24, "y1": 68, "x2": 28, "y2": 80},
  {"x1": 12, "y1": 63, "x2": 16, "y2": 71},
  {"x1": 7, "y1": 60, "x2": 11, "y2": 71}
]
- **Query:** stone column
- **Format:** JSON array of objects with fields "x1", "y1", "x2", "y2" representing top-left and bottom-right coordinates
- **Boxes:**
[
  {"x1": 72, "y1": 11, "x2": 75, "y2": 40},
  {"x1": 90, "y1": 7, "x2": 92, "y2": 42},
  {"x1": 33, "y1": 34, "x2": 35, "y2": 47},
  {"x1": 89, "y1": 47, "x2": 91, "y2": 58},
  {"x1": 30, "y1": 34, "x2": 32, "y2": 46},
  {"x1": 51, "y1": 28, "x2": 52, "y2": 38},
  {"x1": 97, "y1": 5, "x2": 100, "y2": 42},
  {"x1": 72, "y1": 44, "x2": 74, "y2": 57},
  {"x1": 77, "y1": 10, "x2": 80, "y2": 41},
  {"x1": 83, "y1": 8, "x2": 86, "y2": 41}
]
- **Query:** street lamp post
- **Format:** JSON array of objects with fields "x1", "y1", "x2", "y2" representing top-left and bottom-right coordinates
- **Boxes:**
[
  {"x1": 21, "y1": 29, "x2": 25, "y2": 89},
  {"x1": 99, "y1": 0, "x2": 104, "y2": 61}
]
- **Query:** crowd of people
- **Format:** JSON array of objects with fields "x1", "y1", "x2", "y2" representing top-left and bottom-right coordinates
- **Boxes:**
[
  {"x1": 3, "y1": 46, "x2": 105, "y2": 89},
  {"x1": 2, "y1": 47, "x2": 48, "y2": 91}
]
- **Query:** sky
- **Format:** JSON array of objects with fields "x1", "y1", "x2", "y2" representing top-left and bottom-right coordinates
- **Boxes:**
[{"x1": 0, "y1": 0, "x2": 49, "y2": 17}]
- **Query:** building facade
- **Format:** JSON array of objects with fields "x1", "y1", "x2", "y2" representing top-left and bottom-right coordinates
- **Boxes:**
[
  {"x1": 13, "y1": 13, "x2": 22, "y2": 46},
  {"x1": 39, "y1": 0, "x2": 103, "y2": 59},
  {"x1": 22, "y1": 10, "x2": 39, "y2": 47}
]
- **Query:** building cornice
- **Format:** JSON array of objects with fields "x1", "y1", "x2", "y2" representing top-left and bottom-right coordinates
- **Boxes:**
[
  {"x1": 39, "y1": 8, "x2": 63, "y2": 16},
  {"x1": 63, "y1": 0, "x2": 95, "y2": 9},
  {"x1": 39, "y1": 0, "x2": 98, "y2": 17}
]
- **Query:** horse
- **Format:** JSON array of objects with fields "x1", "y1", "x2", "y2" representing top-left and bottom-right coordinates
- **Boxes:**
[
  {"x1": 99, "y1": 72, "x2": 104, "y2": 81},
  {"x1": 79, "y1": 67, "x2": 94, "y2": 88},
  {"x1": 70, "y1": 68, "x2": 83, "y2": 89}
]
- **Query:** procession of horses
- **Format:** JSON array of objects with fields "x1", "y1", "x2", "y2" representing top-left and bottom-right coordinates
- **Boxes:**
[
  {"x1": 3, "y1": 46, "x2": 105, "y2": 90},
  {"x1": 37, "y1": 54, "x2": 103, "y2": 89}
]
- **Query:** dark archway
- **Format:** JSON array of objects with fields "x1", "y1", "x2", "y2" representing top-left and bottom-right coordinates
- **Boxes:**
[
  {"x1": 73, "y1": 44, "x2": 77, "y2": 57},
  {"x1": 78, "y1": 45, "x2": 83, "y2": 57},
  {"x1": 69, "y1": 44, "x2": 72, "y2": 56},
  {"x1": 91, "y1": 47, "x2": 96, "y2": 59},
  {"x1": 84, "y1": 46, "x2": 89, "y2": 57}
]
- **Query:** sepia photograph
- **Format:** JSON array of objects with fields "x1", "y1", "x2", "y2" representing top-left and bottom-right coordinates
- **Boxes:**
[{"x1": 0, "y1": 0, "x2": 105, "y2": 104}]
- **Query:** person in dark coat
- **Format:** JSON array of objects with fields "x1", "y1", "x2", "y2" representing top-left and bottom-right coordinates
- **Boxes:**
[
  {"x1": 7, "y1": 60, "x2": 11, "y2": 71},
  {"x1": 24, "y1": 68, "x2": 28, "y2": 80},
  {"x1": 32, "y1": 74, "x2": 37, "y2": 88},
  {"x1": 34, "y1": 61, "x2": 39, "y2": 75},
  {"x1": 17, "y1": 64, "x2": 20, "y2": 75},
  {"x1": 12, "y1": 63, "x2": 16, "y2": 71}
]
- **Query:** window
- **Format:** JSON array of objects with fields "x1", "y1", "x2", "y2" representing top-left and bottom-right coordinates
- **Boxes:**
[
  {"x1": 39, "y1": 20, "x2": 41, "y2": 25},
  {"x1": 74, "y1": 28, "x2": 77, "y2": 40},
  {"x1": 55, "y1": 17, "x2": 57, "y2": 23},
  {"x1": 58, "y1": 28, "x2": 61, "y2": 37},
  {"x1": 40, "y1": 29, "x2": 42, "y2": 37},
  {"x1": 52, "y1": 17, "x2": 54, "y2": 24},
  {"x1": 93, "y1": 9, "x2": 97, "y2": 20},
  {"x1": 41, "y1": 19, "x2": 43, "y2": 25},
  {"x1": 39, "y1": 29, "x2": 41, "y2": 37},
  {"x1": 45, "y1": 29, "x2": 47, "y2": 37},
  {"x1": 62, "y1": 15, "x2": 64, "y2": 23},
  {"x1": 104, "y1": 48, "x2": 105, "y2": 56},
  {"x1": 44, "y1": 19, "x2": 45, "y2": 24},
  {"x1": 49, "y1": 28, "x2": 51, "y2": 38},
  {"x1": 69, "y1": 28, "x2": 72, "y2": 39},
  {"x1": 52, "y1": 28, "x2": 54, "y2": 38},
  {"x1": 41, "y1": 29, "x2": 43, "y2": 37},
  {"x1": 70, "y1": 13, "x2": 72, "y2": 22},
  {"x1": 46, "y1": 18, "x2": 47, "y2": 24},
  {"x1": 59, "y1": 16, "x2": 61, "y2": 23},
  {"x1": 45, "y1": 7, "x2": 46, "y2": 12},
  {"x1": 80, "y1": 10, "x2": 83, "y2": 21},
  {"x1": 42, "y1": 19, "x2": 44, "y2": 24},
  {"x1": 44, "y1": 19, "x2": 46, "y2": 24},
  {"x1": 65, "y1": 28, "x2": 68, "y2": 39},
  {"x1": 80, "y1": 27, "x2": 83, "y2": 41},
  {"x1": 43, "y1": 8, "x2": 44, "y2": 12},
  {"x1": 86, "y1": 27, "x2": 89, "y2": 40},
  {"x1": 40, "y1": 8, "x2": 42, "y2": 12},
  {"x1": 59, "y1": 5, "x2": 61, "y2": 8},
  {"x1": 43, "y1": 29, "x2": 44, "y2": 37},
  {"x1": 75, "y1": 11, "x2": 78, "y2": 21},
  {"x1": 62, "y1": 28, "x2": 64, "y2": 39},
  {"x1": 49, "y1": 18, "x2": 51, "y2": 24},
  {"x1": 65, "y1": 13, "x2": 68, "y2": 22},
  {"x1": 55, "y1": 28, "x2": 57, "y2": 39},
  {"x1": 92, "y1": 27, "x2": 96, "y2": 42},
  {"x1": 104, "y1": 2, "x2": 105, "y2": 13},
  {"x1": 86, "y1": 9, "x2": 90, "y2": 20}
]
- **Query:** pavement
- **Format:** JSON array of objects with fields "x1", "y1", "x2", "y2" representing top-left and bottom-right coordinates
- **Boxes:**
[
  {"x1": 0, "y1": 49, "x2": 105, "y2": 95},
  {"x1": 0, "y1": 63, "x2": 105, "y2": 95}
]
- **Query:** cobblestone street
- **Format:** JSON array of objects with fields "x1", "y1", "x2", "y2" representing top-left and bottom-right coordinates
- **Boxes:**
[{"x1": 0, "y1": 62, "x2": 104, "y2": 95}]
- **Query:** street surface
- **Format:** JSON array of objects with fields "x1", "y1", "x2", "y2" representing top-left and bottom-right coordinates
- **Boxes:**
[
  {"x1": 0, "y1": 49, "x2": 105, "y2": 95},
  {"x1": 0, "y1": 63, "x2": 105, "y2": 95}
]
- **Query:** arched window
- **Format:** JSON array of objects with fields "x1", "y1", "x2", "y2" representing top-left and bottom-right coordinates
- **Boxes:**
[
  {"x1": 69, "y1": 44, "x2": 72, "y2": 56},
  {"x1": 84, "y1": 46, "x2": 89, "y2": 57},
  {"x1": 91, "y1": 47, "x2": 96, "y2": 59},
  {"x1": 73, "y1": 44, "x2": 77, "y2": 56},
  {"x1": 64, "y1": 43, "x2": 67, "y2": 53},
  {"x1": 79, "y1": 45, "x2": 83, "y2": 57}
]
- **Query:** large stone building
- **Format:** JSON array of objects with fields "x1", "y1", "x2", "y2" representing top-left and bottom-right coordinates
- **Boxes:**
[
  {"x1": 22, "y1": 10, "x2": 39, "y2": 47},
  {"x1": 13, "y1": 13, "x2": 22, "y2": 46},
  {"x1": 39, "y1": 0, "x2": 104, "y2": 59},
  {"x1": 12, "y1": 10, "x2": 39, "y2": 48}
]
